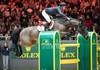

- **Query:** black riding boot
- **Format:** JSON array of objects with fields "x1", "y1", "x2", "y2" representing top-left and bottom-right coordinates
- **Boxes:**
[{"x1": 45, "y1": 22, "x2": 53, "y2": 31}]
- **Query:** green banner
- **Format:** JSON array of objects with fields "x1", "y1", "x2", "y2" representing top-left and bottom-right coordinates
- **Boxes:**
[
  {"x1": 39, "y1": 31, "x2": 60, "y2": 70},
  {"x1": 78, "y1": 32, "x2": 97, "y2": 70}
]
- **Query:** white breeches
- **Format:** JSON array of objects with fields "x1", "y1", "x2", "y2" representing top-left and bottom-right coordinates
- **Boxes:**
[{"x1": 42, "y1": 10, "x2": 51, "y2": 23}]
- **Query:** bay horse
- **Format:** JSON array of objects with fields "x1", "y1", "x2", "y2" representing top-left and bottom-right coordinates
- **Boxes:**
[{"x1": 11, "y1": 17, "x2": 80, "y2": 56}]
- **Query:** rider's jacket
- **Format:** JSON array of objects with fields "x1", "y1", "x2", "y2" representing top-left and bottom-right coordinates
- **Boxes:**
[{"x1": 45, "y1": 6, "x2": 66, "y2": 17}]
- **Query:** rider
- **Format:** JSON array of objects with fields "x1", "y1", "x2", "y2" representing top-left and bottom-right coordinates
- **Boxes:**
[{"x1": 42, "y1": 2, "x2": 71, "y2": 30}]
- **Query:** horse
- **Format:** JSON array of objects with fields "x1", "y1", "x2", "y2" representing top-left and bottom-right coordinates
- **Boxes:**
[
  {"x1": 19, "y1": 17, "x2": 80, "y2": 47},
  {"x1": 11, "y1": 17, "x2": 80, "y2": 56}
]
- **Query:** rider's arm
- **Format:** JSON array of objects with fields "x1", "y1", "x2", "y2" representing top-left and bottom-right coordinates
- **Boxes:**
[{"x1": 57, "y1": 7, "x2": 70, "y2": 20}]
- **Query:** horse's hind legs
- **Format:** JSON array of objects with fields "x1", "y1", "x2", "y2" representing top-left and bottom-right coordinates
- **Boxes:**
[
  {"x1": 14, "y1": 40, "x2": 23, "y2": 57},
  {"x1": 19, "y1": 38, "x2": 34, "y2": 47}
]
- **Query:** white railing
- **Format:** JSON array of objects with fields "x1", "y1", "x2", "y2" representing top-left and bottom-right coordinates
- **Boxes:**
[{"x1": 0, "y1": 35, "x2": 11, "y2": 40}]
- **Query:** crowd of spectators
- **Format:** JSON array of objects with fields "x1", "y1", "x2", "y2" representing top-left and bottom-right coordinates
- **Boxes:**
[{"x1": 0, "y1": 0, "x2": 99, "y2": 36}]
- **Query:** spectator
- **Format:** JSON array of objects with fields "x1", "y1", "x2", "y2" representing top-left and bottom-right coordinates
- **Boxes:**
[
  {"x1": 84, "y1": 15, "x2": 93, "y2": 31},
  {"x1": 0, "y1": 24, "x2": 7, "y2": 35},
  {"x1": 1, "y1": 0, "x2": 9, "y2": 5},
  {"x1": 1, "y1": 35, "x2": 9, "y2": 70},
  {"x1": 15, "y1": 0, "x2": 23, "y2": 8},
  {"x1": 71, "y1": 6, "x2": 79, "y2": 19},
  {"x1": 20, "y1": 11, "x2": 29, "y2": 28}
]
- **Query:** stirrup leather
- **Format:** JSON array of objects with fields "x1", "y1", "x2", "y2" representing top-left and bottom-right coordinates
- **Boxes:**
[{"x1": 49, "y1": 21, "x2": 54, "y2": 29}]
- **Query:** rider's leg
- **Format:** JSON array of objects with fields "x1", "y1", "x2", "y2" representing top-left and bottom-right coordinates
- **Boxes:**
[
  {"x1": 42, "y1": 10, "x2": 51, "y2": 23},
  {"x1": 42, "y1": 10, "x2": 54, "y2": 30}
]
